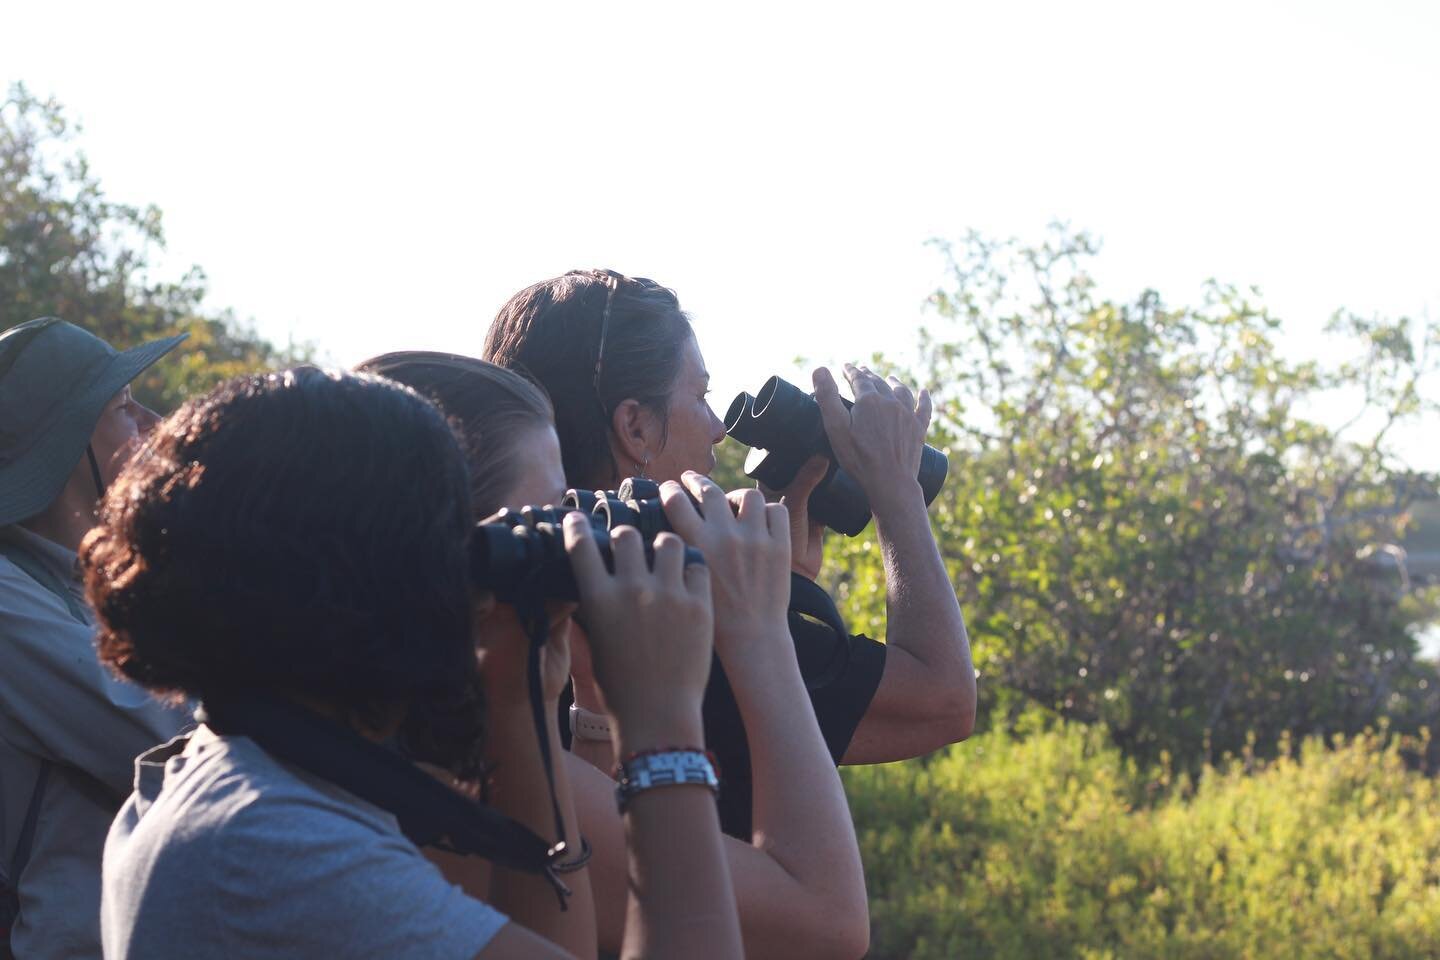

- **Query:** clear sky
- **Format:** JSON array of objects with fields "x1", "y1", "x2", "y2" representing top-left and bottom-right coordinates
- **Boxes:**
[{"x1": 4, "y1": 0, "x2": 1438, "y2": 464}]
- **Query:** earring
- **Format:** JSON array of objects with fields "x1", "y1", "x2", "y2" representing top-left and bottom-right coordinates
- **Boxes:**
[{"x1": 637, "y1": 453, "x2": 650, "y2": 479}]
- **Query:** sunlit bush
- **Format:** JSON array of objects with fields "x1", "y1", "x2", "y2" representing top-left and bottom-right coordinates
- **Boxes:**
[
  {"x1": 816, "y1": 229, "x2": 1440, "y2": 770},
  {"x1": 846, "y1": 720, "x2": 1440, "y2": 959}
]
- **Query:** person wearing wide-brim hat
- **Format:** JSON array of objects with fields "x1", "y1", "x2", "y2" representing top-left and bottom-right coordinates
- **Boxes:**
[{"x1": 0, "y1": 318, "x2": 193, "y2": 960}]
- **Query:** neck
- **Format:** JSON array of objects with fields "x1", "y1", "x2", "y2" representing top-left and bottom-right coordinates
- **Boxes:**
[
  {"x1": 289, "y1": 693, "x2": 406, "y2": 744},
  {"x1": 19, "y1": 473, "x2": 96, "y2": 552}
]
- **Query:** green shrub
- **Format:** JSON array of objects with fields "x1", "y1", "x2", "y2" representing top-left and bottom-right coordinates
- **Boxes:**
[
  {"x1": 820, "y1": 228, "x2": 1440, "y2": 771},
  {"x1": 846, "y1": 722, "x2": 1440, "y2": 959}
]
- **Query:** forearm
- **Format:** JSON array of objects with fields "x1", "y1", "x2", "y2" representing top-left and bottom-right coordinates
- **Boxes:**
[
  {"x1": 873, "y1": 485, "x2": 976, "y2": 722},
  {"x1": 615, "y1": 713, "x2": 742, "y2": 960},
  {"x1": 484, "y1": 704, "x2": 596, "y2": 960},
  {"x1": 722, "y1": 629, "x2": 869, "y2": 958}
]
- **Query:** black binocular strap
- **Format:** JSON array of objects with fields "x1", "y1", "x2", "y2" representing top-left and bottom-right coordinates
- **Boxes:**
[
  {"x1": 197, "y1": 693, "x2": 571, "y2": 906},
  {"x1": 2, "y1": 762, "x2": 51, "y2": 916},
  {"x1": 788, "y1": 573, "x2": 853, "y2": 692},
  {"x1": 516, "y1": 596, "x2": 570, "y2": 865},
  {"x1": 86, "y1": 445, "x2": 105, "y2": 501}
]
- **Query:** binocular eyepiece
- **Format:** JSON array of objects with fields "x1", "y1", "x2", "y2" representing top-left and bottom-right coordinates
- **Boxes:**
[
  {"x1": 725, "y1": 375, "x2": 948, "y2": 536},
  {"x1": 470, "y1": 482, "x2": 704, "y2": 603}
]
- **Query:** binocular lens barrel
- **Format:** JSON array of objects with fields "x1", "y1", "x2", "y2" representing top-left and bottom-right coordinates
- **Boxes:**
[
  {"x1": 472, "y1": 500, "x2": 703, "y2": 603},
  {"x1": 723, "y1": 392, "x2": 759, "y2": 445},
  {"x1": 724, "y1": 374, "x2": 949, "y2": 536},
  {"x1": 561, "y1": 489, "x2": 599, "y2": 513},
  {"x1": 470, "y1": 512, "x2": 588, "y2": 602},
  {"x1": 750, "y1": 376, "x2": 827, "y2": 453}
]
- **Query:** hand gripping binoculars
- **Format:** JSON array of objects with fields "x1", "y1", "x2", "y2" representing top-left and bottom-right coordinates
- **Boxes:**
[
  {"x1": 724, "y1": 375, "x2": 948, "y2": 536},
  {"x1": 470, "y1": 499, "x2": 704, "y2": 604},
  {"x1": 472, "y1": 478, "x2": 853, "y2": 690}
]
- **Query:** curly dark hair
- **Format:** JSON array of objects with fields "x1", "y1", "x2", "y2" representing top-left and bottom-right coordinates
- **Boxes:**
[
  {"x1": 80, "y1": 367, "x2": 485, "y2": 776},
  {"x1": 482, "y1": 269, "x2": 694, "y2": 489}
]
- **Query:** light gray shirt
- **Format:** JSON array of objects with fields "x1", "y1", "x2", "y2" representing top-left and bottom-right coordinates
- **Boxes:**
[
  {"x1": 0, "y1": 525, "x2": 189, "y2": 960},
  {"x1": 102, "y1": 730, "x2": 508, "y2": 959}
]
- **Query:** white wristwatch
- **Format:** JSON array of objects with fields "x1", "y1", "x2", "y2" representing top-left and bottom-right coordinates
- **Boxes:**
[{"x1": 568, "y1": 703, "x2": 613, "y2": 743}]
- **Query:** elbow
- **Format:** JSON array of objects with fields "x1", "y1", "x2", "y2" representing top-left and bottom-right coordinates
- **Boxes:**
[
  {"x1": 931, "y1": 663, "x2": 977, "y2": 745},
  {"x1": 929, "y1": 697, "x2": 975, "y2": 747},
  {"x1": 948, "y1": 703, "x2": 976, "y2": 744},
  {"x1": 838, "y1": 909, "x2": 871, "y2": 960},
  {"x1": 770, "y1": 884, "x2": 869, "y2": 960},
  {"x1": 953, "y1": 676, "x2": 978, "y2": 742},
  {"x1": 821, "y1": 875, "x2": 872, "y2": 959},
  {"x1": 791, "y1": 905, "x2": 869, "y2": 960}
]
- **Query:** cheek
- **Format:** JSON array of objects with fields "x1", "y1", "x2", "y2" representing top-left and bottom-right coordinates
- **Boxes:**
[
  {"x1": 690, "y1": 406, "x2": 714, "y2": 446},
  {"x1": 95, "y1": 414, "x2": 135, "y2": 455}
]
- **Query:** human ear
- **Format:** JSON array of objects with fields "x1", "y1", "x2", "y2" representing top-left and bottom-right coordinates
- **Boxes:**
[{"x1": 609, "y1": 399, "x2": 662, "y2": 471}]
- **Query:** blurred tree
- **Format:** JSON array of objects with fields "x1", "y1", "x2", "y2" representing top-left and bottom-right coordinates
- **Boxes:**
[
  {"x1": 1, "y1": 83, "x2": 306, "y2": 411},
  {"x1": 710, "y1": 436, "x2": 750, "y2": 492},
  {"x1": 824, "y1": 227, "x2": 1440, "y2": 768}
]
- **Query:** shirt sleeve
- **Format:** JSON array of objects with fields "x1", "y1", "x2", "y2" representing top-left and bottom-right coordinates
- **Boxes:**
[
  {"x1": 0, "y1": 564, "x2": 189, "y2": 796},
  {"x1": 789, "y1": 615, "x2": 888, "y2": 762}
]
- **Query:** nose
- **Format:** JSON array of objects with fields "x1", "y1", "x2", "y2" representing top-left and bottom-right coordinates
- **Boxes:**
[
  {"x1": 707, "y1": 404, "x2": 725, "y2": 444},
  {"x1": 137, "y1": 404, "x2": 162, "y2": 435}
]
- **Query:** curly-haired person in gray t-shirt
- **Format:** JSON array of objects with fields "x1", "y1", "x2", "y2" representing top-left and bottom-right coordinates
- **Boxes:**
[{"x1": 81, "y1": 367, "x2": 745, "y2": 960}]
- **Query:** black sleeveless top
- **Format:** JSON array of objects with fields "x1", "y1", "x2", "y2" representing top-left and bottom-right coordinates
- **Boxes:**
[{"x1": 560, "y1": 607, "x2": 887, "y2": 839}]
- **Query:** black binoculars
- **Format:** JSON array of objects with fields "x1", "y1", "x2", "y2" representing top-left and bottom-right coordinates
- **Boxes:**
[
  {"x1": 470, "y1": 498, "x2": 704, "y2": 603},
  {"x1": 725, "y1": 375, "x2": 948, "y2": 536},
  {"x1": 565, "y1": 477, "x2": 706, "y2": 541},
  {"x1": 474, "y1": 479, "x2": 853, "y2": 691}
]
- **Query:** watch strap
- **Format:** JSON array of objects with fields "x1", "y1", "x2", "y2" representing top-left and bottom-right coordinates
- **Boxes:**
[
  {"x1": 614, "y1": 749, "x2": 720, "y2": 812},
  {"x1": 568, "y1": 703, "x2": 613, "y2": 743}
]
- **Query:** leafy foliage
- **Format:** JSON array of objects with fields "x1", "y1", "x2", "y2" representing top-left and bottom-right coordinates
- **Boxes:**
[
  {"x1": 1, "y1": 83, "x2": 305, "y2": 412},
  {"x1": 822, "y1": 228, "x2": 1440, "y2": 768},
  {"x1": 847, "y1": 719, "x2": 1440, "y2": 959},
  {"x1": 710, "y1": 436, "x2": 751, "y2": 492}
]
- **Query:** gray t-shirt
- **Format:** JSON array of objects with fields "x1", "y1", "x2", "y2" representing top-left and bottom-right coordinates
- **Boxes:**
[{"x1": 101, "y1": 730, "x2": 507, "y2": 959}]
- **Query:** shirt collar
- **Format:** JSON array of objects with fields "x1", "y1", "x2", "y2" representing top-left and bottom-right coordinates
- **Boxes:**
[
  {"x1": 0, "y1": 523, "x2": 82, "y2": 586},
  {"x1": 133, "y1": 734, "x2": 193, "y2": 818}
]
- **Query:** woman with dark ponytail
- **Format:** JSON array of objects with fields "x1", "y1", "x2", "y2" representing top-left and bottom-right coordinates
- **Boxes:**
[{"x1": 482, "y1": 273, "x2": 974, "y2": 830}]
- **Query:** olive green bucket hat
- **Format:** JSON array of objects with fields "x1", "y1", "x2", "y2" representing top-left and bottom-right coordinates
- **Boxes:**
[{"x1": 0, "y1": 318, "x2": 187, "y2": 526}]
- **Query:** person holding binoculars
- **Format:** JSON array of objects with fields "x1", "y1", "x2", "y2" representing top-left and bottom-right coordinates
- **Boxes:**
[
  {"x1": 82, "y1": 367, "x2": 748, "y2": 959},
  {"x1": 365, "y1": 353, "x2": 869, "y2": 960},
  {"x1": 482, "y1": 269, "x2": 976, "y2": 836}
]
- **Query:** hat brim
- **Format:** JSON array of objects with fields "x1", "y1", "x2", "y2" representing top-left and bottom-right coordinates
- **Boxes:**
[{"x1": 0, "y1": 332, "x2": 188, "y2": 526}]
